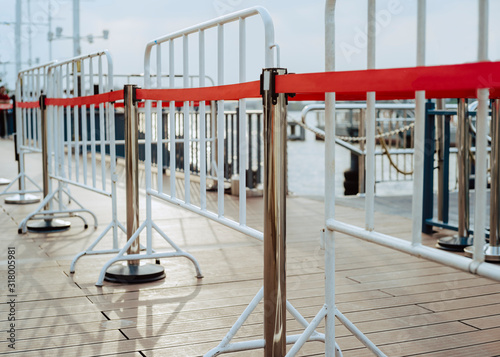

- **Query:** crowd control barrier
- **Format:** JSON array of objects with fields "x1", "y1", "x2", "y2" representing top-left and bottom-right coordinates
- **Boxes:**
[
  {"x1": 0, "y1": 63, "x2": 55, "y2": 204},
  {"x1": 18, "y1": 51, "x2": 121, "y2": 237},
  {"x1": 86, "y1": 6, "x2": 281, "y2": 286},
  {"x1": 207, "y1": 1, "x2": 500, "y2": 356},
  {"x1": 131, "y1": 7, "x2": 338, "y2": 356},
  {"x1": 297, "y1": 0, "x2": 499, "y2": 355}
]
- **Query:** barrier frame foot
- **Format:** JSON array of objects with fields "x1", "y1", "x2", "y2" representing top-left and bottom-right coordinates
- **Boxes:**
[
  {"x1": 436, "y1": 235, "x2": 473, "y2": 251},
  {"x1": 104, "y1": 263, "x2": 165, "y2": 284},
  {"x1": 94, "y1": 221, "x2": 203, "y2": 286},
  {"x1": 26, "y1": 218, "x2": 71, "y2": 232},
  {"x1": 464, "y1": 244, "x2": 500, "y2": 262},
  {"x1": 5, "y1": 193, "x2": 41, "y2": 205},
  {"x1": 18, "y1": 185, "x2": 98, "y2": 234}
]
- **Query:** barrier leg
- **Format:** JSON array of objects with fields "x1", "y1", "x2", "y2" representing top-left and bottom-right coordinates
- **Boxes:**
[
  {"x1": 103, "y1": 85, "x2": 165, "y2": 284},
  {"x1": 465, "y1": 99, "x2": 500, "y2": 260},
  {"x1": 437, "y1": 98, "x2": 473, "y2": 250},
  {"x1": 3, "y1": 133, "x2": 41, "y2": 204}
]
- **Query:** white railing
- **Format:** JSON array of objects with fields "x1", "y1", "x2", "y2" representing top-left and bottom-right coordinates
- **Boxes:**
[
  {"x1": 141, "y1": 6, "x2": 275, "y2": 241},
  {"x1": 321, "y1": 0, "x2": 500, "y2": 356},
  {"x1": 18, "y1": 51, "x2": 123, "y2": 250},
  {"x1": 0, "y1": 63, "x2": 54, "y2": 204}
]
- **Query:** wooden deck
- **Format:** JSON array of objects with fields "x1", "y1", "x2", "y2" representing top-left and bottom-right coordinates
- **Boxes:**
[{"x1": 1, "y1": 137, "x2": 500, "y2": 356}]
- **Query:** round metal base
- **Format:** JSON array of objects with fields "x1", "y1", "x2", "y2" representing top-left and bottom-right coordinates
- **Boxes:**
[
  {"x1": 26, "y1": 219, "x2": 71, "y2": 233},
  {"x1": 436, "y1": 235, "x2": 473, "y2": 251},
  {"x1": 104, "y1": 263, "x2": 166, "y2": 284},
  {"x1": 5, "y1": 194, "x2": 41, "y2": 205},
  {"x1": 0, "y1": 178, "x2": 11, "y2": 185},
  {"x1": 464, "y1": 244, "x2": 500, "y2": 262}
]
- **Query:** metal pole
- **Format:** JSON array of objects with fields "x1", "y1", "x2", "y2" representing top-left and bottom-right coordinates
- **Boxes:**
[
  {"x1": 466, "y1": 99, "x2": 500, "y2": 261},
  {"x1": 104, "y1": 85, "x2": 165, "y2": 284},
  {"x1": 27, "y1": 0, "x2": 32, "y2": 67},
  {"x1": 411, "y1": 0, "x2": 426, "y2": 246},
  {"x1": 438, "y1": 99, "x2": 472, "y2": 250},
  {"x1": 15, "y1": 0, "x2": 21, "y2": 75},
  {"x1": 48, "y1": 2, "x2": 53, "y2": 60},
  {"x1": 365, "y1": 0, "x2": 376, "y2": 230},
  {"x1": 73, "y1": 0, "x2": 81, "y2": 57},
  {"x1": 262, "y1": 68, "x2": 287, "y2": 356},
  {"x1": 25, "y1": 95, "x2": 70, "y2": 231},
  {"x1": 325, "y1": 1, "x2": 337, "y2": 355},
  {"x1": 126, "y1": 85, "x2": 140, "y2": 266}
]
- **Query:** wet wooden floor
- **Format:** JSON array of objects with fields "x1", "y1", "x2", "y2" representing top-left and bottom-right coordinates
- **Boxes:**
[{"x1": 1, "y1": 138, "x2": 499, "y2": 356}]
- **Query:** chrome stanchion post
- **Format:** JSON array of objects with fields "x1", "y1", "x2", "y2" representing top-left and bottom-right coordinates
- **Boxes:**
[
  {"x1": 465, "y1": 99, "x2": 500, "y2": 260},
  {"x1": 262, "y1": 68, "x2": 287, "y2": 356},
  {"x1": 437, "y1": 98, "x2": 472, "y2": 250},
  {"x1": 104, "y1": 84, "x2": 165, "y2": 284},
  {"x1": 25, "y1": 95, "x2": 70, "y2": 232}
]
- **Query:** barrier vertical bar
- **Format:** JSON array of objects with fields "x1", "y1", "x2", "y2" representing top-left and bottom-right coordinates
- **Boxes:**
[
  {"x1": 89, "y1": 59, "x2": 97, "y2": 188},
  {"x1": 365, "y1": 0, "x2": 376, "y2": 231},
  {"x1": 239, "y1": 17, "x2": 247, "y2": 225},
  {"x1": 183, "y1": 34, "x2": 191, "y2": 204},
  {"x1": 73, "y1": 61, "x2": 80, "y2": 182},
  {"x1": 81, "y1": 60, "x2": 87, "y2": 185},
  {"x1": 325, "y1": 1, "x2": 336, "y2": 355},
  {"x1": 169, "y1": 39, "x2": 176, "y2": 199},
  {"x1": 99, "y1": 56, "x2": 106, "y2": 191},
  {"x1": 199, "y1": 29, "x2": 207, "y2": 210},
  {"x1": 66, "y1": 64, "x2": 73, "y2": 182},
  {"x1": 262, "y1": 68, "x2": 287, "y2": 357},
  {"x1": 156, "y1": 44, "x2": 163, "y2": 194},
  {"x1": 411, "y1": 0, "x2": 426, "y2": 246},
  {"x1": 25, "y1": 94, "x2": 70, "y2": 232},
  {"x1": 438, "y1": 99, "x2": 471, "y2": 250},
  {"x1": 217, "y1": 24, "x2": 225, "y2": 217},
  {"x1": 104, "y1": 85, "x2": 165, "y2": 283}
]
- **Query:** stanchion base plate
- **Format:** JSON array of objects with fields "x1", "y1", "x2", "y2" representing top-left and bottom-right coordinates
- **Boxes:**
[
  {"x1": 0, "y1": 178, "x2": 11, "y2": 185},
  {"x1": 464, "y1": 244, "x2": 500, "y2": 262},
  {"x1": 104, "y1": 263, "x2": 166, "y2": 284},
  {"x1": 27, "y1": 219, "x2": 71, "y2": 233},
  {"x1": 436, "y1": 235, "x2": 473, "y2": 251},
  {"x1": 5, "y1": 194, "x2": 41, "y2": 205}
]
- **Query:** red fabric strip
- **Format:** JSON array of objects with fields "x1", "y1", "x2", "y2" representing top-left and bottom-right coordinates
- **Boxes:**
[
  {"x1": 291, "y1": 88, "x2": 500, "y2": 102},
  {"x1": 46, "y1": 90, "x2": 124, "y2": 107},
  {"x1": 16, "y1": 101, "x2": 39, "y2": 109},
  {"x1": 136, "y1": 81, "x2": 260, "y2": 102},
  {"x1": 114, "y1": 101, "x2": 201, "y2": 108},
  {"x1": 278, "y1": 62, "x2": 500, "y2": 100}
]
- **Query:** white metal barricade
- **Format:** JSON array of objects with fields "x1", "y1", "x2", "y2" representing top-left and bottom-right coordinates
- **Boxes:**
[
  {"x1": 94, "y1": 7, "x2": 278, "y2": 286},
  {"x1": 18, "y1": 51, "x2": 123, "y2": 245},
  {"x1": 0, "y1": 63, "x2": 55, "y2": 204},
  {"x1": 315, "y1": 0, "x2": 500, "y2": 356}
]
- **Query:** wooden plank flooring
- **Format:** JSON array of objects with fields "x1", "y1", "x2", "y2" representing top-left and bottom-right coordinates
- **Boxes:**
[{"x1": 1, "y1": 138, "x2": 499, "y2": 356}]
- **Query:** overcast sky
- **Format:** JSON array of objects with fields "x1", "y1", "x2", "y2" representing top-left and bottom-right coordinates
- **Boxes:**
[{"x1": 1, "y1": 0, "x2": 499, "y2": 91}]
